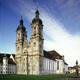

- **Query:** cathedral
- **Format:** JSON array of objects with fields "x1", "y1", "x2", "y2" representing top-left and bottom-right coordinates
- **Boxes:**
[
  {"x1": 16, "y1": 10, "x2": 44, "y2": 75},
  {"x1": 15, "y1": 10, "x2": 68, "y2": 75}
]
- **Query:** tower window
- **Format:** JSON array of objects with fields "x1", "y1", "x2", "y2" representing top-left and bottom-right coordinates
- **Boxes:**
[
  {"x1": 17, "y1": 47, "x2": 19, "y2": 50},
  {"x1": 34, "y1": 42, "x2": 36, "y2": 47},
  {"x1": 34, "y1": 27, "x2": 36, "y2": 29},
  {"x1": 18, "y1": 33, "x2": 20, "y2": 38},
  {"x1": 34, "y1": 27, "x2": 36, "y2": 36}
]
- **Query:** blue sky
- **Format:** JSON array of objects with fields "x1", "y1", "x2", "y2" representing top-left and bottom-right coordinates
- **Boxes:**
[{"x1": 0, "y1": 0, "x2": 80, "y2": 66}]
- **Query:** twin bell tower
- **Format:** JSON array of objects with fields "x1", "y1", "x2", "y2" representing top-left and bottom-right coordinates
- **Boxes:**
[{"x1": 16, "y1": 10, "x2": 44, "y2": 75}]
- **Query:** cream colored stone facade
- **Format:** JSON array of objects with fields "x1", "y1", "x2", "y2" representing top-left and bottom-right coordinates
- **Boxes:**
[
  {"x1": 15, "y1": 10, "x2": 68, "y2": 75},
  {"x1": 16, "y1": 10, "x2": 44, "y2": 75}
]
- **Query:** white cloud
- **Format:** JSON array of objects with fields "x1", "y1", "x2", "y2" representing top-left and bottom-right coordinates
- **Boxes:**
[{"x1": 41, "y1": 10, "x2": 80, "y2": 66}]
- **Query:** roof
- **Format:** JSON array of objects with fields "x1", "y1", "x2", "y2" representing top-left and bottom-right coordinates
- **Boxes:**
[
  {"x1": 44, "y1": 50, "x2": 55, "y2": 60},
  {"x1": 12, "y1": 54, "x2": 15, "y2": 59},
  {"x1": 73, "y1": 65, "x2": 80, "y2": 69},
  {"x1": 68, "y1": 65, "x2": 80, "y2": 69},
  {"x1": 32, "y1": 10, "x2": 43, "y2": 25},
  {"x1": 17, "y1": 25, "x2": 26, "y2": 31},
  {"x1": 44, "y1": 50, "x2": 63, "y2": 60},
  {"x1": 8, "y1": 58, "x2": 16, "y2": 65},
  {"x1": 16, "y1": 18, "x2": 26, "y2": 32},
  {"x1": 0, "y1": 53, "x2": 16, "y2": 65},
  {"x1": 32, "y1": 18, "x2": 42, "y2": 25},
  {"x1": 0, "y1": 53, "x2": 10, "y2": 58},
  {"x1": 48, "y1": 50, "x2": 62, "y2": 59},
  {"x1": 64, "y1": 62, "x2": 68, "y2": 65}
]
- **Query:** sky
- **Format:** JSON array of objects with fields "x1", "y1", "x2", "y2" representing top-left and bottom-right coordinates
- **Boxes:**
[{"x1": 0, "y1": 0, "x2": 80, "y2": 66}]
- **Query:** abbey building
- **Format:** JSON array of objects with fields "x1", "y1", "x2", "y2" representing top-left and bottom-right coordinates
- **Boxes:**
[
  {"x1": 15, "y1": 10, "x2": 68, "y2": 75},
  {"x1": 0, "y1": 10, "x2": 68, "y2": 75}
]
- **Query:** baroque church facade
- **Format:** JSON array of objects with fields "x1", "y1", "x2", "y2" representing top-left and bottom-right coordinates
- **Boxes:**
[
  {"x1": 15, "y1": 10, "x2": 68, "y2": 75},
  {"x1": 16, "y1": 10, "x2": 44, "y2": 75}
]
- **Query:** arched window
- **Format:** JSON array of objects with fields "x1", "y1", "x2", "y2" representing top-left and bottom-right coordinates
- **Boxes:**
[
  {"x1": 57, "y1": 61, "x2": 59, "y2": 70},
  {"x1": 34, "y1": 27, "x2": 36, "y2": 36},
  {"x1": 17, "y1": 47, "x2": 20, "y2": 50},
  {"x1": 34, "y1": 42, "x2": 36, "y2": 47},
  {"x1": 25, "y1": 50, "x2": 28, "y2": 54}
]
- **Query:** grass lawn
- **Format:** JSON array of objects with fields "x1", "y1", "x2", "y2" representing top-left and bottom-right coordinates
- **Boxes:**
[{"x1": 0, "y1": 74, "x2": 75, "y2": 80}]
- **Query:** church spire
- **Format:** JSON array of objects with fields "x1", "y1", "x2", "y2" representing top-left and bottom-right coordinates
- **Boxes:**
[
  {"x1": 35, "y1": 0, "x2": 39, "y2": 18},
  {"x1": 36, "y1": 0, "x2": 38, "y2": 10},
  {"x1": 20, "y1": 16, "x2": 23, "y2": 25},
  {"x1": 35, "y1": 10, "x2": 39, "y2": 18}
]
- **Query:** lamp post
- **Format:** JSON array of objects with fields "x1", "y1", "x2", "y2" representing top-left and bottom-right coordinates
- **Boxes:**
[
  {"x1": 27, "y1": 53, "x2": 28, "y2": 75},
  {"x1": 76, "y1": 60, "x2": 79, "y2": 77},
  {"x1": 32, "y1": 46, "x2": 33, "y2": 75},
  {"x1": 26, "y1": 51, "x2": 28, "y2": 75}
]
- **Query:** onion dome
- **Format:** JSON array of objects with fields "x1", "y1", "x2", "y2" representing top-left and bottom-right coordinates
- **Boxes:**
[
  {"x1": 17, "y1": 17, "x2": 26, "y2": 31},
  {"x1": 32, "y1": 10, "x2": 42, "y2": 25}
]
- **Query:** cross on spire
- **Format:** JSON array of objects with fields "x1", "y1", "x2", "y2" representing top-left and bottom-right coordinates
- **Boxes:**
[
  {"x1": 35, "y1": 0, "x2": 39, "y2": 18},
  {"x1": 21, "y1": 16, "x2": 23, "y2": 20},
  {"x1": 20, "y1": 16, "x2": 23, "y2": 25},
  {"x1": 36, "y1": 0, "x2": 39, "y2": 10}
]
